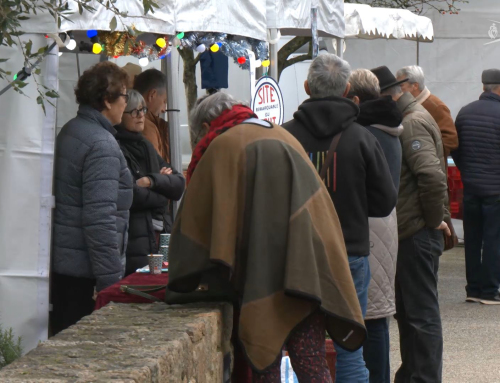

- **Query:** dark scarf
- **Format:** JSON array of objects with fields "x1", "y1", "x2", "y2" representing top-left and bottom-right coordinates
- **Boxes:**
[
  {"x1": 186, "y1": 104, "x2": 257, "y2": 184},
  {"x1": 115, "y1": 126, "x2": 160, "y2": 176},
  {"x1": 357, "y1": 96, "x2": 403, "y2": 128}
]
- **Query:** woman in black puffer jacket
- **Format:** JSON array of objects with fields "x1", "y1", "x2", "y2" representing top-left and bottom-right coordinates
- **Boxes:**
[{"x1": 116, "y1": 89, "x2": 185, "y2": 275}]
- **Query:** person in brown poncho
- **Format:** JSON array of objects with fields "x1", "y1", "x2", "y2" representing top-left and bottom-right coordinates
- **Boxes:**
[{"x1": 168, "y1": 92, "x2": 366, "y2": 382}]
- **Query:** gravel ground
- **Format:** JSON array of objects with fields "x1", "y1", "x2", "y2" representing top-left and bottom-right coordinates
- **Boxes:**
[{"x1": 389, "y1": 246, "x2": 500, "y2": 383}]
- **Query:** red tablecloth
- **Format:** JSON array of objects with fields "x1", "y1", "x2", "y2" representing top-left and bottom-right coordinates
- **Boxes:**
[{"x1": 94, "y1": 272, "x2": 169, "y2": 310}]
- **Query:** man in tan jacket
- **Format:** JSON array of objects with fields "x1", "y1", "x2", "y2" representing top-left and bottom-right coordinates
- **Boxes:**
[
  {"x1": 133, "y1": 69, "x2": 170, "y2": 162},
  {"x1": 396, "y1": 65, "x2": 458, "y2": 158},
  {"x1": 372, "y1": 66, "x2": 450, "y2": 383}
]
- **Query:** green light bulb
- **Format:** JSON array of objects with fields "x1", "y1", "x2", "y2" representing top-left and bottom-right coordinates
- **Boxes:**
[{"x1": 13, "y1": 73, "x2": 18, "y2": 80}]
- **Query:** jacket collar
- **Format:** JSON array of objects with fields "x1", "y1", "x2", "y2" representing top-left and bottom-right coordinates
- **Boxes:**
[
  {"x1": 479, "y1": 91, "x2": 500, "y2": 102},
  {"x1": 77, "y1": 105, "x2": 117, "y2": 136},
  {"x1": 415, "y1": 87, "x2": 431, "y2": 105},
  {"x1": 396, "y1": 92, "x2": 418, "y2": 115},
  {"x1": 115, "y1": 125, "x2": 144, "y2": 141},
  {"x1": 370, "y1": 124, "x2": 404, "y2": 137}
]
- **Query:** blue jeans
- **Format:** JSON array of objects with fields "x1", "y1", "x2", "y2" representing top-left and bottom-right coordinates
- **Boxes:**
[
  {"x1": 364, "y1": 318, "x2": 390, "y2": 383},
  {"x1": 335, "y1": 255, "x2": 370, "y2": 383},
  {"x1": 463, "y1": 193, "x2": 500, "y2": 298}
]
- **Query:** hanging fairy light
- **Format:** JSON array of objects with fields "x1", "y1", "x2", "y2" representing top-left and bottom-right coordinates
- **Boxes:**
[
  {"x1": 210, "y1": 43, "x2": 219, "y2": 52},
  {"x1": 176, "y1": 32, "x2": 185, "y2": 39},
  {"x1": 156, "y1": 37, "x2": 167, "y2": 48},
  {"x1": 65, "y1": 32, "x2": 77, "y2": 51},
  {"x1": 92, "y1": 43, "x2": 103, "y2": 54},
  {"x1": 139, "y1": 56, "x2": 149, "y2": 67},
  {"x1": 86, "y1": 30, "x2": 98, "y2": 38},
  {"x1": 237, "y1": 56, "x2": 246, "y2": 64},
  {"x1": 262, "y1": 59, "x2": 270, "y2": 67},
  {"x1": 196, "y1": 44, "x2": 206, "y2": 53}
]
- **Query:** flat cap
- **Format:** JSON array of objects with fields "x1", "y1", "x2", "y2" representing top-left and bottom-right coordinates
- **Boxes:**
[{"x1": 482, "y1": 69, "x2": 500, "y2": 84}]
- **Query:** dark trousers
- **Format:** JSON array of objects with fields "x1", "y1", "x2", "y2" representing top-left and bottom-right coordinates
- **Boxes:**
[
  {"x1": 463, "y1": 193, "x2": 500, "y2": 298},
  {"x1": 50, "y1": 273, "x2": 96, "y2": 336},
  {"x1": 395, "y1": 227, "x2": 443, "y2": 383},
  {"x1": 364, "y1": 318, "x2": 390, "y2": 383}
]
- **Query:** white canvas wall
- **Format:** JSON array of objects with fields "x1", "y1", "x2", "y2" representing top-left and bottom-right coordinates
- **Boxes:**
[{"x1": 0, "y1": 35, "x2": 57, "y2": 353}]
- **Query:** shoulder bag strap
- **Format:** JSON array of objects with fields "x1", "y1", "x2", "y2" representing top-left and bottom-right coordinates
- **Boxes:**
[
  {"x1": 119, "y1": 284, "x2": 167, "y2": 302},
  {"x1": 319, "y1": 131, "x2": 343, "y2": 182}
]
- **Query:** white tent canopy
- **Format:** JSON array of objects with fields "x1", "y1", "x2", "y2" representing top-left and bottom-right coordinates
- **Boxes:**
[
  {"x1": 344, "y1": 3, "x2": 434, "y2": 41},
  {"x1": 267, "y1": 0, "x2": 344, "y2": 38}
]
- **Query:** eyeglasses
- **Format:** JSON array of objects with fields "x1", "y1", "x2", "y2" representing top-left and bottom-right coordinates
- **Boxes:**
[
  {"x1": 124, "y1": 107, "x2": 148, "y2": 118},
  {"x1": 119, "y1": 93, "x2": 129, "y2": 103}
]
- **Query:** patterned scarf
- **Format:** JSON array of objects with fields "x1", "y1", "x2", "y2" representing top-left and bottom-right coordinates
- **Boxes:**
[{"x1": 186, "y1": 104, "x2": 257, "y2": 184}]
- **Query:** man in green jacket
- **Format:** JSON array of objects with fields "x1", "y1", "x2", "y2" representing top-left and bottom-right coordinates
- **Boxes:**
[{"x1": 372, "y1": 66, "x2": 451, "y2": 383}]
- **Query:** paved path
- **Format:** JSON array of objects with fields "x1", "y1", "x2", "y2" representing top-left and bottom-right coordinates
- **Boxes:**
[{"x1": 389, "y1": 246, "x2": 500, "y2": 382}]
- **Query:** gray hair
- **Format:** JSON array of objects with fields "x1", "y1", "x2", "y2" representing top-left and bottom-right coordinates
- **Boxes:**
[
  {"x1": 381, "y1": 85, "x2": 403, "y2": 98},
  {"x1": 189, "y1": 92, "x2": 242, "y2": 134},
  {"x1": 396, "y1": 65, "x2": 425, "y2": 91},
  {"x1": 348, "y1": 69, "x2": 381, "y2": 103},
  {"x1": 484, "y1": 84, "x2": 500, "y2": 92},
  {"x1": 125, "y1": 89, "x2": 146, "y2": 112},
  {"x1": 307, "y1": 53, "x2": 351, "y2": 98}
]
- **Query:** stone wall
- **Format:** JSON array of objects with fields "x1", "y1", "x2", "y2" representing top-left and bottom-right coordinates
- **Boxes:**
[{"x1": 0, "y1": 302, "x2": 233, "y2": 383}]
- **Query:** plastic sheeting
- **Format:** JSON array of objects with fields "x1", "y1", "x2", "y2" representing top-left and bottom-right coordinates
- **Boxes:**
[
  {"x1": 0, "y1": 35, "x2": 57, "y2": 353},
  {"x1": 267, "y1": 0, "x2": 344, "y2": 37},
  {"x1": 344, "y1": 3, "x2": 434, "y2": 41}
]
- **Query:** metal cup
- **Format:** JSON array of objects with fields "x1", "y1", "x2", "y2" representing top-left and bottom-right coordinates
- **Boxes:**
[
  {"x1": 159, "y1": 245, "x2": 169, "y2": 263},
  {"x1": 159, "y1": 233, "x2": 171, "y2": 247},
  {"x1": 147, "y1": 254, "x2": 163, "y2": 275}
]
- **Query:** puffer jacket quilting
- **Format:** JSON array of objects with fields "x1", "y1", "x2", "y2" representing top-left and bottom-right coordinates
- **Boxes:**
[
  {"x1": 52, "y1": 105, "x2": 133, "y2": 291},
  {"x1": 366, "y1": 209, "x2": 398, "y2": 319}
]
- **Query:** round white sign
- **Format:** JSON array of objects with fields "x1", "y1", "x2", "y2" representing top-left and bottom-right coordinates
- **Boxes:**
[{"x1": 251, "y1": 76, "x2": 284, "y2": 125}]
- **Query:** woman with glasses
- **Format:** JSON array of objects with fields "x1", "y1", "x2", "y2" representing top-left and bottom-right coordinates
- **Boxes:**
[
  {"x1": 116, "y1": 89, "x2": 185, "y2": 275},
  {"x1": 52, "y1": 62, "x2": 133, "y2": 335}
]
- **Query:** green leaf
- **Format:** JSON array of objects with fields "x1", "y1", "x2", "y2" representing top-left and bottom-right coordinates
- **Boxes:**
[
  {"x1": 37, "y1": 46, "x2": 48, "y2": 55},
  {"x1": 17, "y1": 16, "x2": 30, "y2": 20},
  {"x1": 35, "y1": 68, "x2": 41, "y2": 75},
  {"x1": 25, "y1": 40, "x2": 33, "y2": 56},
  {"x1": 0, "y1": 58, "x2": 9, "y2": 63},
  {"x1": 45, "y1": 90, "x2": 59, "y2": 98},
  {"x1": 37, "y1": 96, "x2": 47, "y2": 115},
  {"x1": 109, "y1": 16, "x2": 117, "y2": 32},
  {"x1": 78, "y1": 2, "x2": 83, "y2": 14},
  {"x1": 16, "y1": 81, "x2": 29, "y2": 89}
]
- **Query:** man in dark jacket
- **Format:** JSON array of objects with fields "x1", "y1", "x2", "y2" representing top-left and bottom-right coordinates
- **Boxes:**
[
  {"x1": 452, "y1": 69, "x2": 500, "y2": 305},
  {"x1": 372, "y1": 66, "x2": 450, "y2": 383},
  {"x1": 284, "y1": 54, "x2": 397, "y2": 383}
]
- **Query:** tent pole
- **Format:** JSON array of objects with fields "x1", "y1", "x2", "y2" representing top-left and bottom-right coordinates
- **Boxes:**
[
  {"x1": 417, "y1": 36, "x2": 420, "y2": 65},
  {"x1": 163, "y1": 50, "x2": 182, "y2": 216},
  {"x1": 269, "y1": 29, "x2": 279, "y2": 80},
  {"x1": 335, "y1": 37, "x2": 344, "y2": 59}
]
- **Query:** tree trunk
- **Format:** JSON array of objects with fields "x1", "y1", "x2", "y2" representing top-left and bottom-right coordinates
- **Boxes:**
[
  {"x1": 177, "y1": 47, "x2": 201, "y2": 149},
  {"x1": 277, "y1": 36, "x2": 312, "y2": 81}
]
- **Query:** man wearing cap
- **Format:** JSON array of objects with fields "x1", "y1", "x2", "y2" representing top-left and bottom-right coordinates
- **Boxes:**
[
  {"x1": 452, "y1": 69, "x2": 500, "y2": 305},
  {"x1": 372, "y1": 66, "x2": 450, "y2": 383},
  {"x1": 396, "y1": 65, "x2": 458, "y2": 158}
]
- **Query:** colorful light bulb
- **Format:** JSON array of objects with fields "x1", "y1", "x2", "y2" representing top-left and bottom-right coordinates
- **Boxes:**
[
  {"x1": 262, "y1": 59, "x2": 270, "y2": 67},
  {"x1": 87, "y1": 30, "x2": 98, "y2": 38},
  {"x1": 176, "y1": 32, "x2": 185, "y2": 39},
  {"x1": 156, "y1": 38, "x2": 167, "y2": 48},
  {"x1": 210, "y1": 44, "x2": 219, "y2": 53},
  {"x1": 237, "y1": 57, "x2": 246, "y2": 65}
]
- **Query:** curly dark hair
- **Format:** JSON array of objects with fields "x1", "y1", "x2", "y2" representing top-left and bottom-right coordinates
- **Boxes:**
[{"x1": 75, "y1": 61, "x2": 129, "y2": 111}]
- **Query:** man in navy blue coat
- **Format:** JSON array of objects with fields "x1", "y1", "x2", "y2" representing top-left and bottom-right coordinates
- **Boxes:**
[{"x1": 453, "y1": 69, "x2": 500, "y2": 305}]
